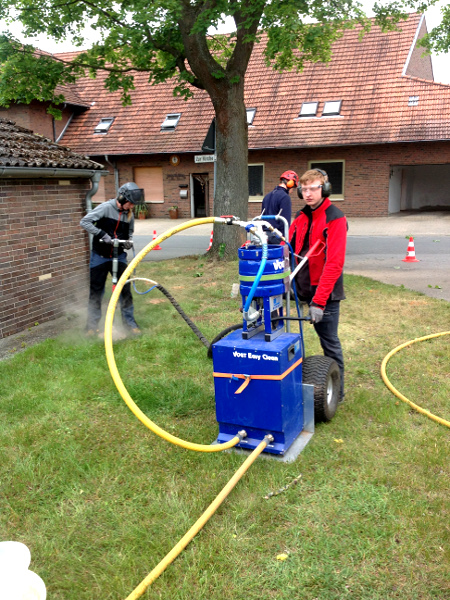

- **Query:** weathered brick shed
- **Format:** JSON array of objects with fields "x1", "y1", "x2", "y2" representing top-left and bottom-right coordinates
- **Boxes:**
[{"x1": 0, "y1": 118, "x2": 105, "y2": 339}]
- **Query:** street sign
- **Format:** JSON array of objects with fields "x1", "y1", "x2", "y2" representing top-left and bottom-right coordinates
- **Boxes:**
[{"x1": 194, "y1": 154, "x2": 216, "y2": 163}]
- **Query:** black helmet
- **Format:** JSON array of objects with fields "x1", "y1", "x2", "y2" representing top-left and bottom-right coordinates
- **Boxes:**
[{"x1": 117, "y1": 182, "x2": 145, "y2": 205}]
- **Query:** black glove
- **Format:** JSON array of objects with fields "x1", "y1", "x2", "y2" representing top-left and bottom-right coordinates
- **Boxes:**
[
  {"x1": 309, "y1": 305, "x2": 324, "y2": 324},
  {"x1": 101, "y1": 233, "x2": 113, "y2": 244},
  {"x1": 122, "y1": 240, "x2": 133, "y2": 250}
]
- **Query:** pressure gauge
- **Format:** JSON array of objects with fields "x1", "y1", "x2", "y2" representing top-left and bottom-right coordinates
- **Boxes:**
[{"x1": 170, "y1": 155, "x2": 180, "y2": 166}]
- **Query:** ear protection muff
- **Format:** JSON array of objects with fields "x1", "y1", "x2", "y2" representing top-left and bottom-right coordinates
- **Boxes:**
[
  {"x1": 286, "y1": 179, "x2": 295, "y2": 188},
  {"x1": 297, "y1": 168, "x2": 332, "y2": 199}
]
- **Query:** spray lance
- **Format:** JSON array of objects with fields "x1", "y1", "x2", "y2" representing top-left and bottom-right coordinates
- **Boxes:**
[{"x1": 101, "y1": 238, "x2": 134, "y2": 292}]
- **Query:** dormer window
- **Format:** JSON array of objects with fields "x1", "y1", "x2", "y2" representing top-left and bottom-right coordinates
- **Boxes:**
[
  {"x1": 322, "y1": 101, "x2": 342, "y2": 116},
  {"x1": 408, "y1": 96, "x2": 419, "y2": 106},
  {"x1": 299, "y1": 102, "x2": 319, "y2": 117},
  {"x1": 246, "y1": 108, "x2": 256, "y2": 125},
  {"x1": 161, "y1": 113, "x2": 181, "y2": 130},
  {"x1": 94, "y1": 118, "x2": 114, "y2": 134}
]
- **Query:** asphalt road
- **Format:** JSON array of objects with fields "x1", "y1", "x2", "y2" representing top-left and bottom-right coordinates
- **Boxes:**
[{"x1": 133, "y1": 231, "x2": 450, "y2": 302}]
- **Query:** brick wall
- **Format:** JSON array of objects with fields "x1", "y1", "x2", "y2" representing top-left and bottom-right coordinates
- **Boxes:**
[
  {"x1": 247, "y1": 142, "x2": 450, "y2": 218},
  {"x1": 405, "y1": 19, "x2": 434, "y2": 81},
  {"x1": 91, "y1": 140, "x2": 450, "y2": 220},
  {"x1": 0, "y1": 102, "x2": 78, "y2": 142},
  {"x1": 0, "y1": 178, "x2": 91, "y2": 339}
]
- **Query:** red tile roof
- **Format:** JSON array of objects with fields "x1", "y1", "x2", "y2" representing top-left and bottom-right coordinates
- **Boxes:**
[{"x1": 58, "y1": 13, "x2": 450, "y2": 155}]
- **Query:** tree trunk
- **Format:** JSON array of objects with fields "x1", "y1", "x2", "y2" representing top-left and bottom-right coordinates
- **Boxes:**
[{"x1": 209, "y1": 81, "x2": 248, "y2": 259}]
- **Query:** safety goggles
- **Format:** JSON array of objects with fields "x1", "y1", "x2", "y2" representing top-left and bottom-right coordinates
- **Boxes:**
[{"x1": 300, "y1": 185, "x2": 322, "y2": 194}]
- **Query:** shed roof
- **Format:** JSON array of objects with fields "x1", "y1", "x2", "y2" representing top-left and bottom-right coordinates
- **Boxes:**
[
  {"x1": 0, "y1": 118, "x2": 103, "y2": 169},
  {"x1": 58, "y1": 13, "x2": 450, "y2": 156}
]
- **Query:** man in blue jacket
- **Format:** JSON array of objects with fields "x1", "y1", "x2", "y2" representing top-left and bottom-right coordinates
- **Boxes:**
[
  {"x1": 80, "y1": 182, "x2": 143, "y2": 337},
  {"x1": 261, "y1": 170, "x2": 299, "y2": 242}
]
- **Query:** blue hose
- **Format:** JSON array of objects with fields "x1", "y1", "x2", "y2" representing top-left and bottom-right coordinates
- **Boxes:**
[{"x1": 243, "y1": 241, "x2": 268, "y2": 315}]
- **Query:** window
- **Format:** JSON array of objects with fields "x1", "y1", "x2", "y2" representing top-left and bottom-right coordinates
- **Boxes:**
[
  {"x1": 248, "y1": 164, "x2": 264, "y2": 201},
  {"x1": 322, "y1": 101, "x2": 342, "y2": 116},
  {"x1": 94, "y1": 118, "x2": 114, "y2": 134},
  {"x1": 408, "y1": 96, "x2": 419, "y2": 106},
  {"x1": 246, "y1": 108, "x2": 256, "y2": 125},
  {"x1": 299, "y1": 102, "x2": 319, "y2": 117},
  {"x1": 134, "y1": 167, "x2": 164, "y2": 203},
  {"x1": 161, "y1": 113, "x2": 181, "y2": 130},
  {"x1": 309, "y1": 160, "x2": 345, "y2": 200}
]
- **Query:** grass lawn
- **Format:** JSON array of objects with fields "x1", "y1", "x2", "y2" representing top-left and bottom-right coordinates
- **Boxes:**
[{"x1": 1, "y1": 256, "x2": 449, "y2": 600}]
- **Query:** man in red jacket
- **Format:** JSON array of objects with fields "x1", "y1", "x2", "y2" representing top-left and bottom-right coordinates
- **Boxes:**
[{"x1": 289, "y1": 169, "x2": 347, "y2": 400}]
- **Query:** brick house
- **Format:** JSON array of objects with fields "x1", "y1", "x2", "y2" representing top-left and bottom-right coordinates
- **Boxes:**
[
  {"x1": 0, "y1": 118, "x2": 105, "y2": 339},
  {"x1": 4, "y1": 13, "x2": 450, "y2": 219}
]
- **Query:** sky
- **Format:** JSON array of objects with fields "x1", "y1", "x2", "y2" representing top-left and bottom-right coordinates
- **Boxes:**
[{"x1": 1, "y1": 1, "x2": 449, "y2": 83}]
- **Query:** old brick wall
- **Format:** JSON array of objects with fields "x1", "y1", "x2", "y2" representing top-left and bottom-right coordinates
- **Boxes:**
[
  {"x1": 90, "y1": 140, "x2": 450, "y2": 220},
  {"x1": 404, "y1": 18, "x2": 434, "y2": 81},
  {"x1": 91, "y1": 154, "x2": 214, "y2": 219},
  {"x1": 0, "y1": 178, "x2": 91, "y2": 339},
  {"x1": 247, "y1": 141, "x2": 450, "y2": 218},
  {"x1": 0, "y1": 102, "x2": 77, "y2": 142}
]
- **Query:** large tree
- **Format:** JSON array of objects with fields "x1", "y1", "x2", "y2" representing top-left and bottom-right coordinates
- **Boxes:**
[{"x1": 0, "y1": 0, "x2": 429, "y2": 256}]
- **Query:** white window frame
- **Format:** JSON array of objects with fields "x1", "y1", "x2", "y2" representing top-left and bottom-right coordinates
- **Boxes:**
[
  {"x1": 322, "y1": 100, "x2": 342, "y2": 117},
  {"x1": 94, "y1": 118, "x2": 114, "y2": 134},
  {"x1": 161, "y1": 113, "x2": 181, "y2": 130},
  {"x1": 408, "y1": 96, "x2": 419, "y2": 106},
  {"x1": 248, "y1": 163, "x2": 265, "y2": 202},
  {"x1": 246, "y1": 108, "x2": 257, "y2": 126},
  {"x1": 308, "y1": 159, "x2": 345, "y2": 201},
  {"x1": 298, "y1": 101, "x2": 319, "y2": 118}
]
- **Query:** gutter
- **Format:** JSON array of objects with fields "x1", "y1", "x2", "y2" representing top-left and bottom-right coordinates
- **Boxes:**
[
  {"x1": 56, "y1": 112, "x2": 75, "y2": 143},
  {"x1": 0, "y1": 167, "x2": 107, "y2": 178}
]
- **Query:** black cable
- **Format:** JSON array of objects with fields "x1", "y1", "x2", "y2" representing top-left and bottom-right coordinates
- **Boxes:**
[
  {"x1": 156, "y1": 284, "x2": 211, "y2": 349},
  {"x1": 206, "y1": 324, "x2": 243, "y2": 359}
]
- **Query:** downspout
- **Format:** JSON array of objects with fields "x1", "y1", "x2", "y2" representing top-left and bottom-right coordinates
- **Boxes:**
[
  {"x1": 85, "y1": 171, "x2": 103, "y2": 251},
  {"x1": 105, "y1": 155, "x2": 119, "y2": 194}
]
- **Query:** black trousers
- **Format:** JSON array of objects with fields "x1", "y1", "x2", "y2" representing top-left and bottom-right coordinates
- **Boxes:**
[
  {"x1": 87, "y1": 260, "x2": 138, "y2": 330},
  {"x1": 313, "y1": 300, "x2": 345, "y2": 399}
]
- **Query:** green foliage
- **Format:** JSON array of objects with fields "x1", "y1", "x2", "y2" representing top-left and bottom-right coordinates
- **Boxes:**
[{"x1": 0, "y1": 0, "x2": 424, "y2": 113}]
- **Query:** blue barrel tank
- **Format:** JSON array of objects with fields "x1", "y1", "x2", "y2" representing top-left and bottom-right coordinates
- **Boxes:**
[{"x1": 238, "y1": 244, "x2": 290, "y2": 298}]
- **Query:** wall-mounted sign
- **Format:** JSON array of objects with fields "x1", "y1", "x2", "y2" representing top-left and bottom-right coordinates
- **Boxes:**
[{"x1": 194, "y1": 155, "x2": 216, "y2": 163}]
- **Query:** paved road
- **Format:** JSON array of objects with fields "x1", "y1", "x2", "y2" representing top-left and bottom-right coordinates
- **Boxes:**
[
  {"x1": 133, "y1": 215, "x2": 450, "y2": 301},
  {"x1": 345, "y1": 235, "x2": 450, "y2": 301}
]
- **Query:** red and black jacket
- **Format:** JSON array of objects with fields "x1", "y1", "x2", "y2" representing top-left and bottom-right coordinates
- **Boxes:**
[{"x1": 289, "y1": 198, "x2": 347, "y2": 308}]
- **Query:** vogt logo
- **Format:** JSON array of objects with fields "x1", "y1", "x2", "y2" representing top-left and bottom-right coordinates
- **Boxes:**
[{"x1": 273, "y1": 259, "x2": 285, "y2": 271}]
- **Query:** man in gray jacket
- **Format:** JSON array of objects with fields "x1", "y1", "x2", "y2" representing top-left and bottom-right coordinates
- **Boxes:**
[{"x1": 80, "y1": 182, "x2": 143, "y2": 336}]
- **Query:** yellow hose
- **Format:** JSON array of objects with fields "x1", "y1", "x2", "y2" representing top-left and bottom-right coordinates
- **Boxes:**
[
  {"x1": 124, "y1": 436, "x2": 271, "y2": 600},
  {"x1": 381, "y1": 331, "x2": 450, "y2": 428},
  {"x1": 104, "y1": 218, "x2": 242, "y2": 452}
]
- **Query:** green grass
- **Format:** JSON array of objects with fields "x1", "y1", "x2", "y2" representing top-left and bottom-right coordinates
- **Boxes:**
[{"x1": 1, "y1": 257, "x2": 449, "y2": 599}]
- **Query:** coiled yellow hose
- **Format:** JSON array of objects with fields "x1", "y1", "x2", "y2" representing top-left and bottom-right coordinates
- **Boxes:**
[
  {"x1": 381, "y1": 331, "x2": 450, "y2": 428},
  {"x1": 104, "y1": 217, "x2": 242, "y2": 451}
]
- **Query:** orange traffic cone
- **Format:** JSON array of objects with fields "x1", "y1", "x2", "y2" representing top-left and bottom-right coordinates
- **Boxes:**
[
  {"x1": 152, "y1": 230, "x2": 162, "y2": 251},
  {"x1": 402, "y1": 236, "x2": 420, "y2": 262},
  {"x1": 206, "y1": 230, "x2": 213, "y2": 252}
]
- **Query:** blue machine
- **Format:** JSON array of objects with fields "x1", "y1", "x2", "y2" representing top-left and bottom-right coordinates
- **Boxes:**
[{"x1": 212, "y1": 223, "x2": 316, "y2": 458}]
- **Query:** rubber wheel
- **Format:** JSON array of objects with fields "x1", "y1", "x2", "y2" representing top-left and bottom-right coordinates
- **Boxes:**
[{"x1": 302, "y1": 355, "x2": 340, "y2": 422}]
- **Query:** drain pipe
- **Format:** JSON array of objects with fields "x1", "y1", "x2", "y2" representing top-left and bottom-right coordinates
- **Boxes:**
[
  {"x1": 85, "y1": 171, "x2": 103, "y2": 250},
  {"x1": 105, "y1": 155, "x2": 119, "y2": 194}
]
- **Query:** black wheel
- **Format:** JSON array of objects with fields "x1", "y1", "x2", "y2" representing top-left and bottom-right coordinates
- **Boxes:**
[{"x1": 302, "y1": 355, "x2": 340, "y2": 422}]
